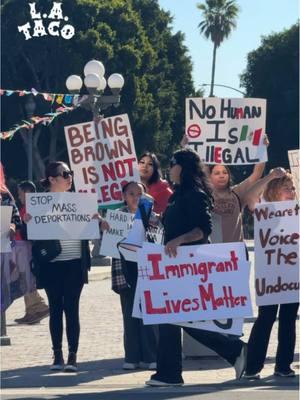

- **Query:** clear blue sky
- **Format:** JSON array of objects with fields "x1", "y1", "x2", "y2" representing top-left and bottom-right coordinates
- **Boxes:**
[{"x1": 158, "y1": 0, "x2": 298, "y2": 97}]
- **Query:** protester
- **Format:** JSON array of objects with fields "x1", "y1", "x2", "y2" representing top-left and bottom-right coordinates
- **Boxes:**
[
  {"x1": 24, "y1": 161, "x2": 107, "y2": 373},
  {"x1": 0, "y1": 162, "x2": 23, "y2": 311},
  {"x1": 146, "y1": 149, "x2": 248, "y2": 387},
  {"x1": 181, "y1": 134, "x2": 268, "y2": 243},
  {"x1": 138, "y1": 152, "x2": 173, "y2": 214},
  {"x1": 244, "y1": 172, "x2": 299, "y2": 379},
  {"x1": 111, "y1": 181, "x2": 158, "y2": 370},
  {"x1": 14, "y1": 181, "x2": 49, "y2": 325}
]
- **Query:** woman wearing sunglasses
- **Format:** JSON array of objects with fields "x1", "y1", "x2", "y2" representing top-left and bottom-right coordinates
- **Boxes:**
[
  {"x1": 25, "y1": 161, "x2": 105, "y2": 373},
  {"x1": 146, "y1": 149, "x2": 248, "y2": 386}
]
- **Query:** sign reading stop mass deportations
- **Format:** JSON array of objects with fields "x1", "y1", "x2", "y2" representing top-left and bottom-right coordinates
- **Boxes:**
[
  {"x1": 185, "y1": 97, "x2": 268, "y2": 165},
  {"x1": 64, "y1": 114, "x2": 140, "y2": 207}
]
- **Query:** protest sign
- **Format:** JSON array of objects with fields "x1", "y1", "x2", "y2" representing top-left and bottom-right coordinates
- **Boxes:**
[
  {"x1": 137, "y1": 242, "x2": 252, "y2": 325},
  {"x1": 132, "y1": 278, "x2": 243, "y2": 335},
  {"x1": 100, "y1": 210, "x2": 135, "y2": 258},
  {"x1": 185, "y1": 98, "x2": 267, "y2": 165},
  {"x1": 254, "y1": 200, "x2": 299, "y2": 306},
  {"x1": 64, "y1": 114, "x2": 140, "y2": 207},
  {"x1": 178, "y1": 318, "x2": 244, "y2": 336},
  {"x1": 118, "y1": 195, "x2": 163, "y2": 262},
  {"x1": 288, "y1": 149, "x2": 299, "y2": 199},
  {"x1": 26, "y1": 192, "x2": 100, "y2": 240},
  {"x1": 0, "y1": 206, "x2": 12, "y2": 252}
]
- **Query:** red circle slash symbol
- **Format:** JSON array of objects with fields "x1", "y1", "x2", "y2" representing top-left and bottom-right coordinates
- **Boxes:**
[{"x1": 187, "y1": 124, "x2": 201, "y2": 138}]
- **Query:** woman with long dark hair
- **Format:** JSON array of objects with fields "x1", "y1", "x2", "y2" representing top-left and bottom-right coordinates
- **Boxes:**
[
  {"x1": 146, "y1": 149, "x2": 247, "y2": 386},
  {"x1": 138, "y1": 152, "x2": 173, "y2": 214},
  {"x1": 25, "y1": 161, "x2": 106, "y2": 372}
]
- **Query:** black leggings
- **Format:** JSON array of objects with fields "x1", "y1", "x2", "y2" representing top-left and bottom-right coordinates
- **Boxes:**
[{"x1": 44, "y1": 259, "x2": 84, "y2": 353}]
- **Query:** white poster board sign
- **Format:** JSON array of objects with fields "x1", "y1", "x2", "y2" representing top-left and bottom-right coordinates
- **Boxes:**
[
  {"x1": 64, "y1": 114, "x2": 140, "y2": 207},
  {"x1": 100, "y1": 210, "x2": 135, "y2": 258},
  {"x1": 178, "y1": 318, "x2": 244, "y2": 336},
  {"x1": 254, "y1": 200, "x2": 299, "y2": 306},
  {"x1": 26, "y1": 192, "x2": 100, "y2": 240},
  {"x1": 288, "y1": 149, "x2": 299, "y2": 199},
  {"x1": 137, "y1": 242, "x2": 252, "y2": 325},
  {"x1": 132, "y1": 279, "x2": 243, "y2": 335},
  {"x1": 185, "y1": 98, "x2": 267, "y2": 165},
  {"x1": 0, "y1": 206, "x2": 12, "y2": 253}
]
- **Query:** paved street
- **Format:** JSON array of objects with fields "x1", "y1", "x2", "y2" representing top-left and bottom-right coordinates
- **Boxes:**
[{"x1": 1, "y1": 248, "x2": 299, "y2": 400}]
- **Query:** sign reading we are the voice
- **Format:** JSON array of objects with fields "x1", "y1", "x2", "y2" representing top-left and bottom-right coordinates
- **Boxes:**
[
  {"x1": 254, "y1": 200, "x2": 299, "y2": 306},
  {"x1": 185, "y1": 97, "x2": 267, "y2": 165}
]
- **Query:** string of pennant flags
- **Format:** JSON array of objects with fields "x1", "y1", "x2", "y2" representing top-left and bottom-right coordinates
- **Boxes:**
[
  {"x1": 0, "y1": 87, "x2": 83, "y2": 106},
  {"x1": 0, "y1": 106, "x2": 75, "y2": 141},
  {"x1": 0, "y1": 87, "x2": 93, "y2": 141}
]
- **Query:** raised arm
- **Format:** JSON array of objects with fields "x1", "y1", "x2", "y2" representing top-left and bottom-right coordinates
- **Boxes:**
[{"x1": 244, "y1": 167, "x2": 287, "y2": 211}]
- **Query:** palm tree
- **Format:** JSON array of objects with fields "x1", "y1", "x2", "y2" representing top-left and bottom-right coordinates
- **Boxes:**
[{"x1": 197, "y1": 0, "x2": 239, "y2": 96}]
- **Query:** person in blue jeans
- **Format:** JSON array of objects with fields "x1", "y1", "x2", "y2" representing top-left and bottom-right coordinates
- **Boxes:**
[{"x1": 145, "y1": 149, "x2": 248, "y2": 387}]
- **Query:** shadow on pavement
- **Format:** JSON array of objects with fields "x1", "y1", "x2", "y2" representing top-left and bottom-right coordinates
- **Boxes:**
[{"x1": 1, "y1": 377, "x2": 299, "y2": 400}]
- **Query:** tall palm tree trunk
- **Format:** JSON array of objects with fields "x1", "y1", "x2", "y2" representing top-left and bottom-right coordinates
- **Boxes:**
[{"x1": 210, "y1": 42, "x2": 217, "y2": 97}]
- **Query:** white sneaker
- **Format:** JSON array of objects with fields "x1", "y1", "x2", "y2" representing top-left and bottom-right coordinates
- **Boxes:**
[
  {"x1": 139, "y1": 362, "x2": 157, "y2": 370},
  {"x1": 234, "y1": 343, "x2": 247, "y2": 380},
  {"x1": 122, "y1": 362, "x2": 139, "y2": 370},
  {"x1": 145, "y1": 379, "x2": 183, "y2": 387},
  {"x1": 243, "y1": 372, "x2": 260, "y2": 380}
]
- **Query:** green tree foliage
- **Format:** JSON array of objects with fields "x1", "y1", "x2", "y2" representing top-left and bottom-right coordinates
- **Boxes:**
[
  {"x1": 197, "y1": 0, "x2": 239, "y2": 97},
  {"x1": 1, "y1": 0, "x2": 195, "y2": 179},
  {"x1": 240, "y1": 23, "x2": 299, "y2": 169}
]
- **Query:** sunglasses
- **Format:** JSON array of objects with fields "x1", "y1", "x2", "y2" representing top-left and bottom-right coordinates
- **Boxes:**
[
  {"x1": 169, "y1": 158, "x2": 178, "y2": 168},
  {"x1": 54, "y1": 170, "x2": 74, "y2": 179}
]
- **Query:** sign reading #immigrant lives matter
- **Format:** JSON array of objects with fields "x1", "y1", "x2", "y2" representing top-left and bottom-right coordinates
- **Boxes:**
[
  {"x1": 26, "y1": 192, "x2": 100, "y2": 240},
  {"x1": 254, "y1": 200, "x2": 300, "y2": 306},
  {"x1": 185, "y1": 98, "x2": 267, "y2": 165},
  {"x1": 137, "y1": 242, "x2": 252, "y2": 325},
  {"x1": 64, "y1": 114, "x2": 140, "y2": 207},
  {"x1": 132, "y1": 278, "x2": 244, "y2": 335}
]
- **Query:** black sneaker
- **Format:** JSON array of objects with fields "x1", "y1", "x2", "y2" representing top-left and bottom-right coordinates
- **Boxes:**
[
  {"x1": 64, "y1": 352, "x2": 78, "y2": 372},
  {"x1": 50, "y1": 350, "x2": 64, "y2": 371},
  {"x1": 274, "y1": 367, "x2": 296, "y2": 377}
]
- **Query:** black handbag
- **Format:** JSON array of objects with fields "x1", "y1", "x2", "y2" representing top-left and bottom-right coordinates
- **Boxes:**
[{"x1": 32, "y1": 240, "x2": 62, "y2": 264}]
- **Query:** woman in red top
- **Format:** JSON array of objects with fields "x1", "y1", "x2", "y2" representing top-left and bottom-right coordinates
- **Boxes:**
[{"x1": 138, "y1": 152, "x2": 173, "y2": 214}]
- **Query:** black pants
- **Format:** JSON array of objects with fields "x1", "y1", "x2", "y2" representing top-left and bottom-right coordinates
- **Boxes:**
[
  {"x1": 120, "y1": 287, "x2": 157, "y2": 364},
  {"x1": 44, "y1": 259, "x2": 84, "y2": 353},
  {"x1": 246, "y1": 303, "x2": 299, "y2": 374},
  {"x1": 156, "y1": 324, "x2": 244, "y2": 383}
]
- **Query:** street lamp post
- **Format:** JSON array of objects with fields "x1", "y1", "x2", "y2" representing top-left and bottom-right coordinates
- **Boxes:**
[
  {"x1": 66, "y1": 60, "x2": 125, "y2": 119},
  {"x1": 200, "y1": 83, "x2": 246, "y2": 96},
  {"x1": 24, "y1": 95, "x2": 37, "y2": 181}
]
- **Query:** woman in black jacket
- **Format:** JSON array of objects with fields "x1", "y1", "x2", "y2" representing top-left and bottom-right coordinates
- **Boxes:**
[
  {"x1": 146, "y1": 149, "x2": 248, "y2": 386},
  {"x1": 26, "y1": 161, "x2": 105, "y2": 373}
]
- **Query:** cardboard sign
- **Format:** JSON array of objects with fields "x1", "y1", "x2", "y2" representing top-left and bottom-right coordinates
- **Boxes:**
[
  {"x1": 137, "y1": 242, "x2": 252, "y2": 325},
  {"x1": 100, "y1": 210, "x2": 135, "y2": 258},
  {"x1": 26, "y1": 192, "x2": 100, "y2": 240},
  {"x1": 254, "y1": 200, "x2": 299, "y2": 306},
  {"x1": 185, "y1": 97, "x2": 267, "y2": 165},
  {"x1": 0, "y1": 206, "x2": 12, "y2": 253},
  {"x1": 64, "y1": 114, "x2": 140, "y2": 207},
  {"x1": 288, "y1": 149, "x2": 299, "y2": 199}
]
